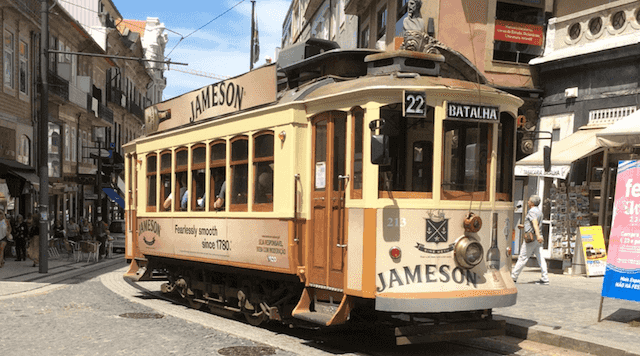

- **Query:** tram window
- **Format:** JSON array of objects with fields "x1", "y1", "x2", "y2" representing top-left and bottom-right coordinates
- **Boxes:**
[
  {"x1": 497, "y1": 113, "x2": 515, "y2": 201},
  {"x1": 230, "y1": 136, "x2": 248, "y2": 211},
  {"x1": 352, "y1": 108, "x2": 364, "y2": 199},
  {"x1": 192, "y1": 144, "x2": 206, "y2": 211},
  {"x1": 253, "y1": 132, "x2": 274, "y2": 211},
  {"x1": 159, "y1": 151, "x2": 172, "y2": 210},
  {"x1": 146, "y1": 154, "x2": 157, "y2": 212},
  {"x1": 175, "y1": 148, "x2": 188, "y2": 211},
  {"x1": 377, "y1": 103, "x2": 434, "y2": 198},
  {"x1": 210, "y1": 140, "x2": 226, "y2": 211},
  {"x1": 442, "y1": 121, "x2": 490, "y2": 200}
]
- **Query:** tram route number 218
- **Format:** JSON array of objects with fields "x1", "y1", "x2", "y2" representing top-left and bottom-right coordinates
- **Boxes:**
[{"x1": 404, "y1": 91, "x2": 427, "y2": 118}]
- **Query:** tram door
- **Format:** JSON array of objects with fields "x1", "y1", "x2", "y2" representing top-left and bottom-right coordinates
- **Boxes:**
[{"x1": 310, "y1": 111, "x2": 347, "y2": 290}]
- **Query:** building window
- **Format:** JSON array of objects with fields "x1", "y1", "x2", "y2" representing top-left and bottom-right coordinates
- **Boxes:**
[
  {"x1": 396, "y1": 0, "x2": 408, "y2": 37},
  {"x1": 360, "y1": 24, "x2": 370, "y2": 48},
  {"x1": 19, "y1": 40, "x2": 27, "y2": 95},
  {"x1": 17, "y1": 135, "x2": 30, "y2": 165},
  {"x1": 230, "y1": 136, "x2": 248, "y2": 211},
  {"x1": 64, "y1": 125, "x2": 70, "y2": 161},
  {"x1": 210, "y1": 140, "x2": 226, "y2": 211},
  {"x1": 377, "y1": 5, "x2": 387, "y2": 40},
  {"x1": 191, "y1": 144, "x2": 206, "y2": 211},
  {"x1": 71, "y1": 127, "x2": 76, "y2": 162},
  {"x1": 493, "y1": 2, "x2": 544, "y2": 64},
  {"x1": 146, "y1": 154, "x2": 157, "y2": 212},
  {"x1": 253, "y1": 131, "x2": 274, "y2": 211},
  {"x1": 48, "y1": 123, "x2": 61, "y2": 177},
  {"x1": 4, "y1": 30, "x2": 14, "y2": 89}
]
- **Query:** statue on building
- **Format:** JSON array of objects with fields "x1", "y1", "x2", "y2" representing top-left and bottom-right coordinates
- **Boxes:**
[{"x1": 401, "y1": 0, "x2": 439, "y2": 54}]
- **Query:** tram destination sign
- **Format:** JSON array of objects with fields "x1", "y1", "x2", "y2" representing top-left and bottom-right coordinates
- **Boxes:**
[
  {"x1": 145, "y1": 64, "x2": 277, "y2": 134},
  {"x1": 447, "y1": 102, "x2": 499, "y2": 121}
]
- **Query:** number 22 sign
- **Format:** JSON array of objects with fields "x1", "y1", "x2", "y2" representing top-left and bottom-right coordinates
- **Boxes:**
[{"x1": 403, "y1": 91, "x2": 427, "y2": 118}]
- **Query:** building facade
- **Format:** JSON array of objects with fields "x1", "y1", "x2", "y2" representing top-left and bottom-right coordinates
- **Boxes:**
[{"x1": 0, "y1": 0, "x2": 164, "y2": 238}]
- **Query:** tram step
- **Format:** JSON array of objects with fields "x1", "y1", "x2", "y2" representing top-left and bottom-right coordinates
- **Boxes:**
[
  {"x1": 291, "y1": 288, "x2": 353, "y2": 326},
  {"x1": 293, "y1": 310, "x2": 335, "y2": 325}
]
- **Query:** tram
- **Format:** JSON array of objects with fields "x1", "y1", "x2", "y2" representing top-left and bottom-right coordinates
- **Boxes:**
[{"x1": 123, "y1": 38, "x2": 521, "y2": 344}]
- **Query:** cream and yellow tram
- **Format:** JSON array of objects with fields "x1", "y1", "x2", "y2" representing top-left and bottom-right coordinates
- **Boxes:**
[{"x1": 123, "y1": 39, "x2": 521, "y2": 344}]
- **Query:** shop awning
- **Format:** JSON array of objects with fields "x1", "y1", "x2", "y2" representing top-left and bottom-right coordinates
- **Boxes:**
[
  {"x1": 515, "y1": 127, "x2": 604, "y2": 179},
  {"x1": 596, "y1": 110, "x2": 640, "y2": 148},
  {"x1": 8, "y1": 170, "x2": 41, "y2": 191}
]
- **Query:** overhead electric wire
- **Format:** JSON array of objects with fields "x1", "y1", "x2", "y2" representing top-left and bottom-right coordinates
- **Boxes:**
[{"x1": 164, "y1": 0, "x2": 246, "y2": 59}]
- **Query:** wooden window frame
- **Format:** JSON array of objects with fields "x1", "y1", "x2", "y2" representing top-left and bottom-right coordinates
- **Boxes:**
[
  {"x1": 253, "y1": 131, "x2": 274, "y2": 212},
  {"x1": 191, "y1": 144, "x2": 207, "y2": 211},
  {"x1": 146, "y1": 153, "x2": 157, "y2": 212},
  {"x1": 440, "y1": 121, "x2": 492, "y2": 201},
  {"x1": 159, "y1": 150, "x2": 172, "y2": 211},
  {"x1": 209, "y1": 140, "x2": 227, "y2": 211},
  {"x1": 174, "y1": 147, "x2": 188, "y2": 211},
  {"x1": 496, "y1": 113, "x2": 515, "y2": 202},
  {"x1": 230, "y1": 136, "x2": 249, "y2": 212},
  {"x1": 350, "y1": 107, "x2": 364, "y2": 199}
]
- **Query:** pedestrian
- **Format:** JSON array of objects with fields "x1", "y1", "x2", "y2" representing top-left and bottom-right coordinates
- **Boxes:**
[
  {"x1": 67, "y1": 218, "x2": 80, "y2": 243},
  {"x1": 511, "y1": 195, "x2": 550, "y2": 285},
  {"x1": 14, "y1": 214, "x2": 28, "y2": 262},
  {"x1": 0, "y1": 210, "x2": 12, "y2": 267},
  {"x1": 94, "y1": 218, "x2": 109, "y2": 260},
  {"x1": 26, "y1": 214, "x2": 40, "y2": 267}
]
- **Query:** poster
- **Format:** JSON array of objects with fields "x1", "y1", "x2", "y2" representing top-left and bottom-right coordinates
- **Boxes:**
[
  {"x1": 602, "y1": 160, "x2": 640, "y2": 302},
  {"x1": 578, "y1": 226, "x2": 607, "y2": 276}
]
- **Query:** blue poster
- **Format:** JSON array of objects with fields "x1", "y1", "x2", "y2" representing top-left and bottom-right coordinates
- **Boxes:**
[{"x1": 601, "y1": 160, "x2": 640, "y2": 302}]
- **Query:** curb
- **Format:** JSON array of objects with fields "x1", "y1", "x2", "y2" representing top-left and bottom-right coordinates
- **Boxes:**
[{"x1": 499, "y1": 316, "x2": 640, "y2": 356}]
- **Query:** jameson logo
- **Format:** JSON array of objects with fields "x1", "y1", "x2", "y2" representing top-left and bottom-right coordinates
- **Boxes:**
[
  {"x1": 377, "y1": 264, "x2": 478, "y2": 293},
  {"x1": 190, "y1": 81, "x2": 245, "y2": 122},
  {"x1": 415, "y1": 242, "x2": 455, "y2": 254},
  {"x1": 139, "y1": 219, "x2": 161, "y2": 236},
  {"x1": 448, "y1": 103, "x2": 498, "y2": 121}
]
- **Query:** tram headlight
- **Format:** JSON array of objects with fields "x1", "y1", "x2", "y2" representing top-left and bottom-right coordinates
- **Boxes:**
[{"x1": 454, "y1": 236, "x2": 484, "y2": 269}]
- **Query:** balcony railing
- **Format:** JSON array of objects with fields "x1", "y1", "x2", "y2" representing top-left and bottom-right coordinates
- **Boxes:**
[
  {"x1": 129, "y1": 101, "x2": 144, "y2": 120},
  {"x1": 48, "y1": 70, "x2": 69, "y2": 101},
  {"x1": 99, "y1": 102, "x2": 114, "y2": 125},
  {"x1": 108, "y1": 87, "x2": 125, "y2": 106}
]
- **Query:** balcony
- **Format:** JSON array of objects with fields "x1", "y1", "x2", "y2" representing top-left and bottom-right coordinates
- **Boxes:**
[
  {"x1": 99, "y1": 102, "x2": 114, "y2": 125},
  {"x1": 48, "y1": 70, "x2": 69, "y2": 101},
  {"x1": 531, "y1": 1, "x2": 640, "y2": 65},
  {"x1": 129, "y1": 101, "x2": 144, "y2": 120},
  {"x1": 107, "y1": 87, "x2": 125, "y2": 107}
]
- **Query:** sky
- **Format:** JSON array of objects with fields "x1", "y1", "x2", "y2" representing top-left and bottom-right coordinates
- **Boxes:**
[{"x1": 114, "y1": 0, "x2": 291, "y2": 101}]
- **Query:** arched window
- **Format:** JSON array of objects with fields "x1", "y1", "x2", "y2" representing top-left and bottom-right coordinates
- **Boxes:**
[
  {"x1": 17, "y1": 134, "x2": 30, "y2": 165},
  {"x1": 209, "y1": 140, "x2": 226, "y2": 211},
  {"x1": 191, "y1": 144, "x2": 206, "y2": 211},
  {"x1": 159, "y1": 150, "x2": 172, "y2": 210},
  {"x1": 230, "y1": 135, "x2": 248, "y2": 211},
  {"x1": 174, "y1": 147, "x2": 188, "y2": 211},
  {"x1": 146, "y1": 153, "x2": 157, "y2": 212},
  {"x1": 253, "y1": 131, "x2": 274, "y2": 211}
]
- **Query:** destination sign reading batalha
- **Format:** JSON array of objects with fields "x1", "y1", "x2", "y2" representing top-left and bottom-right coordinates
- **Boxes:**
[{"x1": 448, "y1": 102, "x2": 499, "y2": 121}]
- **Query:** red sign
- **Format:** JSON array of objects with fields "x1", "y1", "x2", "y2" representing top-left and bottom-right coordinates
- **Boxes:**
[{"x1": 494, "y1": 20, "x2": 543, "y2": 47}]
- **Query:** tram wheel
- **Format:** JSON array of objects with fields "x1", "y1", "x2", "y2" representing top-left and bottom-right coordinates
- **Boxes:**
[{"x1": 244, "y1": 311, "x2": 267, "y2": 326}]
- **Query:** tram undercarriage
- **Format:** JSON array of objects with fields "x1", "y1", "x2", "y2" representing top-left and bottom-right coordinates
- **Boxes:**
[{"x1": 131, "y1": 256, "x2": 506, "y2": 344}]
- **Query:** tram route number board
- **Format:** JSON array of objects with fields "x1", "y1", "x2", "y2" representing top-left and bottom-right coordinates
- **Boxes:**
[{"x1": 404, "y1": 91, "x2": 427, "y2": 118}]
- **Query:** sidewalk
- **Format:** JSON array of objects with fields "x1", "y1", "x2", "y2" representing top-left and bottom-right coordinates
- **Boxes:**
[
  {"x1": 496, "y1": 266, "x2": 640, "y2": 356},
  {"x1": 0, "y1": 252, "x2": 126, "y2": 299}
]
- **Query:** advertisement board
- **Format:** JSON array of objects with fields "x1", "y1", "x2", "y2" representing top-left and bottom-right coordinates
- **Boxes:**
[
  {"x1": 494, "y1": 20, "x2": 543, "y2": 47},
  {"x1": 578, "y1": 226, "x2": 607, "y2": 276},
  {"x1": 602, "y1": 160, "x2": 640, "y2": 302}
]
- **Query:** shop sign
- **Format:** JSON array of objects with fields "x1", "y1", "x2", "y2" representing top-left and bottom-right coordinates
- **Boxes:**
[
  {"x1": 602, "y1": 160, "x2": 640, "y2": 302},
  {"x1": 514, "y1": 164, "x2": 570, "y2": 179},
  {"x1": 494, "y1": 20, "x2": 543, "y2": 47},
  {"x1": 578, "y1": 226, "x2": 607, "y2": 276}
]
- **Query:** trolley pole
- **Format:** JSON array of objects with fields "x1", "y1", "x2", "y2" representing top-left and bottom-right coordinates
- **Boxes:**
[{"x1": 39, "y1": 0, "x2": 49, "y2": 273}]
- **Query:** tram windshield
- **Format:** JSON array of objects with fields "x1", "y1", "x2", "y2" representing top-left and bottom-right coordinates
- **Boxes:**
[{"x1": 378, "y1": 103, "x2": 434, "y2": 197}]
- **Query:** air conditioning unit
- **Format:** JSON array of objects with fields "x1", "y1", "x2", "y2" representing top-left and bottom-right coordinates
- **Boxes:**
[{"x1": 565, "y1": 87, "x2": 578, "y2": 98}]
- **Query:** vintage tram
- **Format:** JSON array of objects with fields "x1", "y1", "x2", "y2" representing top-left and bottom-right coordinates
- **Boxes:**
[{"x1": 123, "y1": 39, "x2": 521, "y2": 344}]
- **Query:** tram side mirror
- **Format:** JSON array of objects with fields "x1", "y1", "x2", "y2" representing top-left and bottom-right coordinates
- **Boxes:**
[
  {"x1": 543, "y1": 146, "x2": 551, "y2": 172},
  {"x1": 371, "y1": 135, "x2": 391, "y2": 165}
]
